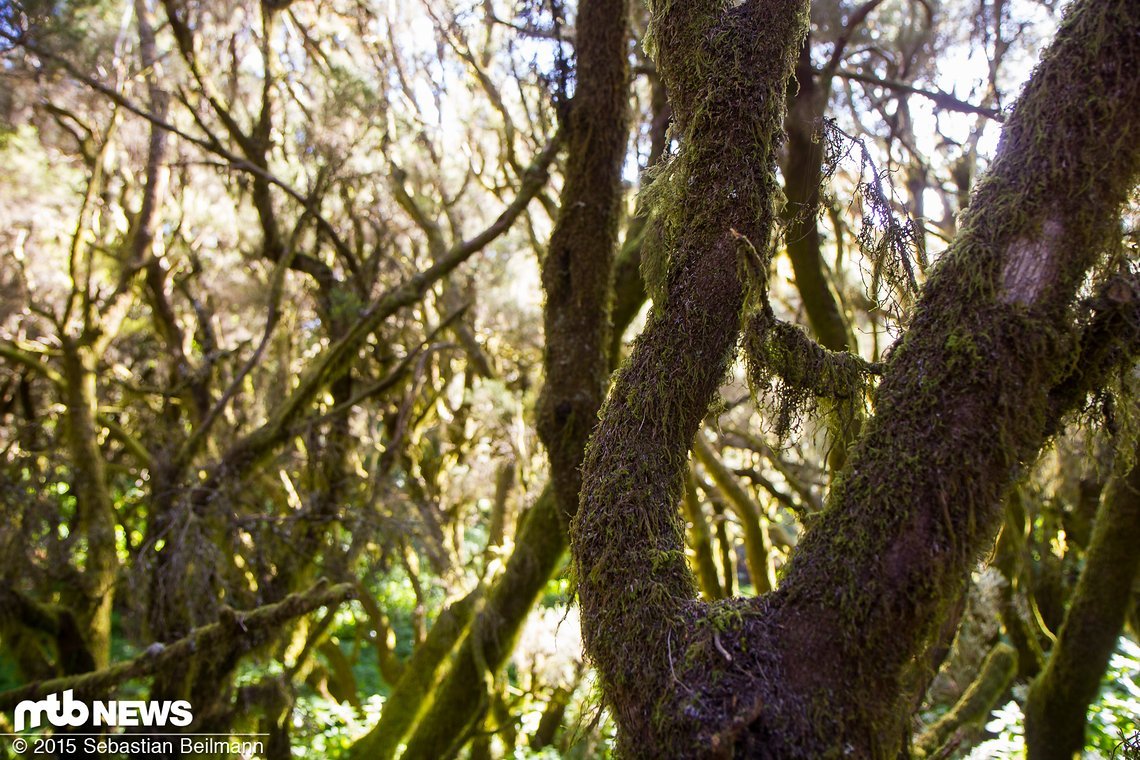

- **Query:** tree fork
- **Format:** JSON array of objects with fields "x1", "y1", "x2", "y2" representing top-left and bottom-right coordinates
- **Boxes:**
[
  {"x1": 572, "y1": 0, "x2": 810, "y2": 751},
  {"x1": 572, "y1": 0, "x2": 1140, "y2": 754}
]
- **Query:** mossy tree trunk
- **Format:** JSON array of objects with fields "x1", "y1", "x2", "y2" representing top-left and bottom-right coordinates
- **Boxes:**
[
  {"x1": 573, "y1": 0, "x2": 811, "y2": 750},
  {"x1": 1024, "y1": 456, "x2": 1140, "y2": 760},
  {"x1": 345, "y1": 590, "x2": 477, "y2": 760},
  {"x1": 571, "y1": 0, "x2": 1140, "y2": 755},
  {"x1": 59, "y1": 339, "x2": 117, "y2": 672},
  {"x1": 535, "y1": 0, "x2": 631, "y2": 525},
  {"x1": 383, "y1": 0, "x2": 632, "y2": 755}
]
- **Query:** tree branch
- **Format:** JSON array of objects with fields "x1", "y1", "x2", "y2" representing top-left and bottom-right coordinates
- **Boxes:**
[
  {"x1": 0, "y1": 582, "x2": 355, "y2": 712},
  {"x1": 837, "y1": 68, "x2": 1005, "y2": 120}
]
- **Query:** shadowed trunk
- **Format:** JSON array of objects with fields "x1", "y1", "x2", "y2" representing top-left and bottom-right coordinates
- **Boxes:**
[{"x1": 373, "y1": 0, "x2": 631, "y2": 754}]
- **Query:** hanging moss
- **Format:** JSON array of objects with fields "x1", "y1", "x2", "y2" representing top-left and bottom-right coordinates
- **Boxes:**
[
  {"x1": 743, "y1": 307, "x2": 881, "y2": 440},
  {"x1": 745, "y1": 0, "x2": 1140, "y2": 751}
]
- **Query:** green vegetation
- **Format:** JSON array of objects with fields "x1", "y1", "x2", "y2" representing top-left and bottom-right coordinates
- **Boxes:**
[{"x1": 0, "y1": 0, "x2": 1138, "y2": 757}]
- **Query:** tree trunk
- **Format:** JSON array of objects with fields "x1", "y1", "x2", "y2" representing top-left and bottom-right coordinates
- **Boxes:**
[
  {"x1": 392, "y1": 0, "x2": 632, "y2": 754},
  {"x1": 60, "y1": 340, "x2": 117, "y2": 671},
  {"x1": 1024, "y1": 455, "x2": 1140, "y2": 759},
  {"x1": 571, "y1": 0, "x2": 1140, "y2": 755},
  {"x1": 782, "y1": 39, "x2": 849, "y2": 354}
]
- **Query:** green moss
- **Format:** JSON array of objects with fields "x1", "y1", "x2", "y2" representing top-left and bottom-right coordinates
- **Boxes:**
[{"x1": 743, "y1": 308, "x2": 880, "y2": 440}]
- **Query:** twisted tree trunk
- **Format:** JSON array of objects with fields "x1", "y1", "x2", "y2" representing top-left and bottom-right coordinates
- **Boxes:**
[{"x1": 572, "y1": 0, "x2": 1140, "y2": 755}]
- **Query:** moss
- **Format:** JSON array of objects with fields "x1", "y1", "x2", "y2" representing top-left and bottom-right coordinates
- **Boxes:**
[
  {"x1": 398, "y1": 489, "x2": 567, "y2": 759},
  {"x1": 573, "y1": 0, "x2": 812, "y2": 752},
  {"x1": 743, "y1": 308, "x2": 881, "y2": 440},
  {"x1": 753, "y1": 0, "x2": 1140, "y2": 748}
]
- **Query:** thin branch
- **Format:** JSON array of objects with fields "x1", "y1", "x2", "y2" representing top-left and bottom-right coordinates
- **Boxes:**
[
  {"x1": 837, "y1": 68, "x2": 1005, "y2": 120},
  {"x1": 200, "y1": 134, "x2": 561, "y2": 483},
  {"x1": 5, "y1": 33, "x2": 353, "y2": 257},
  {"x1": 824, "y1": 0, "x2": 889, "y2": 77},
  {"x1": 0, "y1": 341, "x2": 63, "y2": 385}
]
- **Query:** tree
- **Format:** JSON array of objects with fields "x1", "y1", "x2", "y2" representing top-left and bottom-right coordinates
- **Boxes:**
[
  {"x1": 572, "y1": 0, "x2": 1140, "y2": 756},
  {"x1": 1, "y1": 0, "x2": 1138, "y2": 756}
]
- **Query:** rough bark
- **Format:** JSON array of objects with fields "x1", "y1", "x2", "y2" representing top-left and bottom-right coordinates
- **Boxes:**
[
  {"x1": 536, "y1": 0, "x2": 631, "y2": 525},
  {"x1": 572, "y1": 0, "x2": 810, "y2": 750},
  {"x1": 571, "y1": 0, "x2": 1140, "y2": 754},
  {"x1": 1024, "y1": 457, "x2": 1140, "y2": 759},
  {"x1": 763, "y1": 0, "x2": 1140, "y2": 748}
]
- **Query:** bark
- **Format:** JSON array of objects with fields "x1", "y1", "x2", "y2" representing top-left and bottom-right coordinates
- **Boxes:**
[
  {"x1": 536, "y1": 0, "x2": 631, "y2": 525},
  {"x1": 59, "y1": 340, "x2": 117, "y2": 671},
  {"x1": 572, "y1": 0, "x2": 810, "y2": 750},
  {"x1": 914, "y1": 642, "x2": 1018, "y2": 758},
  {"x1": 571, "y1": 0, "x2": 1140, "y2": 755},
  {"x1": 782, "y1": 39, "x2": 850, "y2": 354},
  {"x1": 391, "y1": 0, "x2": 631, "y2": 753},
  {"x1": 0, "y1": 582, "x2": 355, "y2": 711},
  {"x1": 345, "y1": 590, "x2": 477, "y2": 760},
  {"x1": 609, "y1": 74, "x2": 669, "y2": 363},
  {"x1": 1024, "y1": 457, "x2": 1140, "y2": 760}
]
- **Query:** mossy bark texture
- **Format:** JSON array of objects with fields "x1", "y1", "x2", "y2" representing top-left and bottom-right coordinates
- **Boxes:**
[
  {"x1": 573, "y1": 0, "x2": 809, "y2": 752},
  {"x1": 536, "y1": 0, "x2": 630, "y2": 525},
  {"x1": 1024, "y1": 459, "x2": 1140, "y2": 760},
  {"x1": 572, "y1": 0, "x2": 1140, "y2": 756}
]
